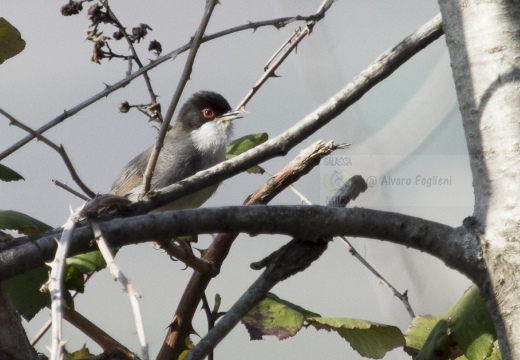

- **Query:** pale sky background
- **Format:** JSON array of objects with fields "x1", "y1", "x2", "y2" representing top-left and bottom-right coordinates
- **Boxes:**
[{"x1": 1, "y1": 1, "x2": 473, "y2": 359}]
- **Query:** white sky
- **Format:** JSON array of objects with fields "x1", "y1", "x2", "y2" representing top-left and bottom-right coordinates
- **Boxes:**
[{"x1": 1, "y1": 1, "x2": 473, "y2": 359}]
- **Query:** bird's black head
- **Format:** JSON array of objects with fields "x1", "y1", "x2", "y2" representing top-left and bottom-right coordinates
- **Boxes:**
[{"x1": 175, "y1": 91, "x2": 232, "y2": 132}]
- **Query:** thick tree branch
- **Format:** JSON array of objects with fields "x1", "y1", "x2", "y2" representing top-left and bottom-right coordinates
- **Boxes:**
[
  {"x1": 185, "y1": 176, "x2": 392, "y2": 359},
  {"x1": 0, "y1": 206, "x2": 482, "y2": 282},
  {"x1": 157, "y1": 140, "x2": 344, "y2": 359}
]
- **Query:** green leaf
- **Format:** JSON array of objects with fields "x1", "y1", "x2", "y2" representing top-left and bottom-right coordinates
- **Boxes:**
[
  {"x1": 6, "y1": 253, "x2": 107, "y2": 321},
  {"x1": 404, "y1": 315, "x2": 442, "y2": 357},
  {"x1": 0, "y1": 18, "x2": 25, "y2": 64},
  {"x1": 0, "y1": 210, "x2": 52, "y2": 235},
  {"x1": 213, "y1": 293, "x2": 221, "y2": 314},
  {"x1": 308, "y1": 317, "x2": 406, "y2": 359},
  {"x1": 0, "y1": 163, "x2": 24, "y2": 182},
  {"x1": 179, "y1": 336, "x2": 195, "y2": 360},
  {"x1": 406, "y1": 285, "x2": 499, "y2": 360},
  {"x1": 66, "y1": 250, "x2": 108, "y2": 274},
  {"x1": 65, "y1": 344, "x2": 95, "y2": 359},
  {"x1": 5, "y1": 266, "x2": 50, "y2": 321},
  {"x1": 227, "y1": 133, "x2": 268, "y2": 157},
  {"x1": 65, "y1": 265, "x2": 86, "y2": 293},
  {"x1": 227, "y1": 133, "x2": 268, "y2": 174},
  {"x1": 241, "y1": 292, "x2": 320, "y2": 340}
]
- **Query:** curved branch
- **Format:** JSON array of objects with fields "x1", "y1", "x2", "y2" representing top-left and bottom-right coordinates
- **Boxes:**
[
  {"x1": 0, "y1": 205, "x2": 482, "y2": 282},
  {"x1": 0, "y1": 108, "x2": 96, "y2": 199}
]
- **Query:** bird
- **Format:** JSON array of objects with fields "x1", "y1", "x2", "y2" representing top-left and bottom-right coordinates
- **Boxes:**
[{"x1": 110, "y1": 90, "x2": 242, "y2": 210}]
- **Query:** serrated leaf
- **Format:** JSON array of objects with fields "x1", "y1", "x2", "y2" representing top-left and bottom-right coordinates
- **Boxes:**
[
  {"x1": 0, "y1": 210, "x2": 52, "y2": 235},
  {"x1": 241, "y1": 292, "x2": 319, "y2": 340},
  {"x1": 227, "y1": 133, "x2": 268, "y2": 157},
  {"x1": 308, "y1": 317, "x2": 405, "y2": 359},
  {"x1": 5, "y1": 266, "x2": 50, "y2": 321},
  {"x1": 406, "y1": 285, "x2": 499, "y2": 360},
  {"x1": 0, "y1": 18, "x2": 25, "y2": 64},
  {"x1": 0, "y1": 163, "x2": 24, "y2": 182}
]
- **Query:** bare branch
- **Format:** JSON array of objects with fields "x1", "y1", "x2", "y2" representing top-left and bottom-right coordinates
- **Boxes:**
[
  {"x1": 236, "y1": 0, "x2": 335, "y2": 110},
  {"x1": 0, "y1": 12, "x2": 326, "y2": 161},
  {"x1": 52, "y1": 179, "x2": 90, "y2": 201},
  {"x1": 91, "y1": 222, "x2": 149, "y2": 360},
  {"x1": 338, "y1": 236, "x2": 416, "y2": 318},
  {"x1": 158, "y1": 240, "x2": 218, "y2": 275},
  {"x1": 0, "y1": 108, "x2": 96, "y2": 199},
  {"x1": 101, "y1": 0, "x2": 162, "y2": 121},
  {"x1": 61, "y1": 307, "x2": 139, "y2": 359},
  {"x1": 0, "y1": 206, "x2": 481, "y2": 283},
  {"x1": 140, "y1": 0, "x2": 218, "y2": 195},
  {"x1": 280, "y1": 175, "x2": 416, "y2": 318}
]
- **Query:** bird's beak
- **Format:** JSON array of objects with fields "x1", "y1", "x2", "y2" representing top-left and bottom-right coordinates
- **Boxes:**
[{"x1": 216, "y1": 110, "x2": 246, "y2": 123}]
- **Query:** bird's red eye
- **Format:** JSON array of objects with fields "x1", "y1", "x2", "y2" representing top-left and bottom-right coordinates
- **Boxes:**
[{"x1": 202, "y1": 108, "x2": 215, "y2": 119}]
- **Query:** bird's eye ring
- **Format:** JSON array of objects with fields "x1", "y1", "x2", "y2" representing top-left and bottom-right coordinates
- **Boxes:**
[{"x1": 202, "y1": 108, "x2": 215, "y2": 119}]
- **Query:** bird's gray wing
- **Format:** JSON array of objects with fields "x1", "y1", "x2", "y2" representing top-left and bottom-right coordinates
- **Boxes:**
[{"x1": 110, "y1": 147, "x2": 152, "y2": 198}]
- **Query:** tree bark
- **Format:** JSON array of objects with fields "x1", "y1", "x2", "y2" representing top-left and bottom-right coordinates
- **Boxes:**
[
  {"x1": 438, "y1": 1, "x2": 520, "y2": 358},
  {"x1": 0, "y1": 283, "x2": 38, "y2": 360}
]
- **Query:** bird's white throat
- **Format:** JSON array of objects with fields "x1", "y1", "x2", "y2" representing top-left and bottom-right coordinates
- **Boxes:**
[{"x1": 190, "y1": 120, "x2": 234, "y2": 157}]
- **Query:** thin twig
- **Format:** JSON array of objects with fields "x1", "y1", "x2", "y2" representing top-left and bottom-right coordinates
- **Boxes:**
[
  {"x1": 31, "y1": 273, "x2": 92, "y2": 346},
  {"x1": 91, "y1": 221, "x2": 149, "y2": 360},
  {"x1": 141, "y1": 0, "x2": 218, "y2": 195},
  {"x1": 52, "y1": 179, "x2": 91, "y2": 201},
  {"x1": 48, "y1": 204, "x2": 87, "y2": 360},
  {"x1": 200, "y1": 294, "x2": 215, "y2": 360},
  {"x1": 62, "y1": 306, "x2": 139, "y2": 359},
  {"x1": 338, "y1": 236, "x2": 416, "y2": 318},
  {"x1": 235, "y1": 0, "x2": 334, "y2": 110},
  {"x1": 102, "y1": 0, "x2": 163, "y2": 122},
  {"x1": 0, "y1": 108, "x2": 96, "y2": 199},
  {"x1": 277, "y1": 170, "x2": 416, "y2": 318},
  {"x1": 0, "y1": 13, "x2": 337, "y2": 161},
  {"x1": 159, "y1": 240, "x2": 218, "y2": 275}
]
